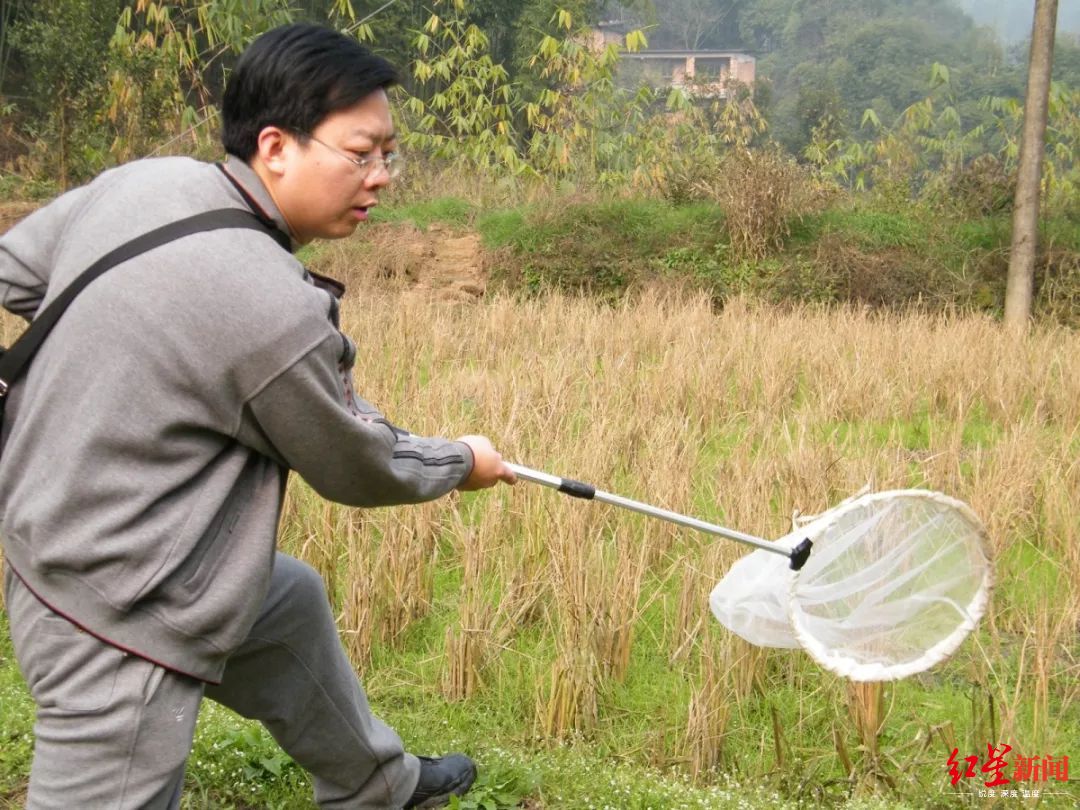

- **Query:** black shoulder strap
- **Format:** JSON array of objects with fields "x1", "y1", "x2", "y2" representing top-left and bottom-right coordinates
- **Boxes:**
[
  {"x1": 0, "y1": 207, "x2": 290, "y2": 401},
  {"x1": 216, "y1": 162, "x2": 285, "y2": 236}
]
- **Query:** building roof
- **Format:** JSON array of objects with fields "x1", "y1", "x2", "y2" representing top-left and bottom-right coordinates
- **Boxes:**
[{"x1": 620, "y1": 49, "x2": 754, "y2": 60}]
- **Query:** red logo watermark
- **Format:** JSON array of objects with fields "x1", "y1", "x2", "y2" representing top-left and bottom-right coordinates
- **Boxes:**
[{"x1": 948, "y1": 744, "x2": 1069, "y2": 799}]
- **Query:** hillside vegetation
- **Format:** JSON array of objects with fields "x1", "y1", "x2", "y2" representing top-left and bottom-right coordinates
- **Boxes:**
[
  {"x1": 358, "y1": 191, "x2": 1080, "y2": 325},
  {"x1": 2, "y1": 1, "x2": 1079, "y2": 324}
]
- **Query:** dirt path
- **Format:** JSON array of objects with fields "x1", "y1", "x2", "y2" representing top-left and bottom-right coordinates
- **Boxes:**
[{"x1": 355, "y1": 222, "x2": 489, "y2": 301}]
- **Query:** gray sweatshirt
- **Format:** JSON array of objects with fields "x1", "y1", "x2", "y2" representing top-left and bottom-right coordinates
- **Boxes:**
[{"x1": 0, "y1": 156, "x2": 474, "y2": 682}]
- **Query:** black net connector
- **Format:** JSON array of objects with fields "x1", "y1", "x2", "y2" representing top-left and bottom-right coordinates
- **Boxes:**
[{"x1": 788, "y1": 538, "x2": 813, "y2": 571}]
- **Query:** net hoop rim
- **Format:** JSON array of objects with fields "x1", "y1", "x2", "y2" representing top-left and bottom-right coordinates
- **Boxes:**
[{"x1": 787, "y1": 488, "x2": 993, "y2": 682}]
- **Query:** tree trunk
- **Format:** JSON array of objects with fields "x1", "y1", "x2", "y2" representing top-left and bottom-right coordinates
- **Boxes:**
[{"x1": 1004, "y1": 0, "x2": 1058, "y2": 330}]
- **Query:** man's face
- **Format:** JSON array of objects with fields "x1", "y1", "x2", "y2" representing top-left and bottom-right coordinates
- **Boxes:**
[{"x1": 266, "y1": 89, "x2": 397, "y2": 244}]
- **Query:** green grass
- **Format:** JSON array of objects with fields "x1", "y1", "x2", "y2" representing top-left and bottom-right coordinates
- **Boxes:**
[
  {"x1": 346, "y1": 192, "x2": 1080, "y2": 321},
  {"x1": 819, "y1": 406, "x2": 1004, "y2": 454},
  {"x1": 367, "y1": 197, "x2": 725, "y2": 255},
  {"x1": 0, "y1": 615, "x2": 34, "y2": 800},
  {"x1": 0, "y1": 171, "x2": 59, "y2": 202},
  {"x1": 509, "y1": 199, "x2": 724, "y2": 254},
  {"x1": 951, "y1": 215, "x2": 1080, "y2": 254},
  {"x1": 476, "y1": 209, "x2": 527, "y2": 249},
  {"x1": 476, "y1": 199, "x2": 727, "y2": 296},
  {"x1": 3, "y1": 555, "x2": 1075, "y2": 808},
  {"x1": 369, "y1": 196, "x2": 477, "y2": 229},
  {"x1": 993, "y1": 538, "x2": 1069, "y2": 617},
  {"x1": 950, "y1": 217, "x2": 1013, "y2": 252},
  {"x1": 791, "y1": 208, "x2": 932, "y2": 251}
]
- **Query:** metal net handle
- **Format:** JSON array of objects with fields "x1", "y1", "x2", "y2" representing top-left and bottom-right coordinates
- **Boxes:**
[{"x1": 506, "y1": 463, "x2": 813, "y2": 570}]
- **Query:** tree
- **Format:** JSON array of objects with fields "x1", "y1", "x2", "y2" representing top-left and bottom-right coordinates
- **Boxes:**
[
  {"x1": 7, "y1": 0, "x2": 124, "y2": 186},
  {"x1": 658, "y1": 0, "x2": 739, "y2": 51},
  {"x1": 739, "y1": 0, "x2": 1016, "y2": 153},
  {"x1": 0, "y1": 0, "x2": 28, "y2": 96},
  {"x1": 1004, "y1": 0, "x2": 1058, "y2": 329}
]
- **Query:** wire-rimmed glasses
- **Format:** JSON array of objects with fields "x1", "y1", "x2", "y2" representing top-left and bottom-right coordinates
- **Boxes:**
[{"x1": 305, "y1": 134, "x2": 403, "y2": 180}]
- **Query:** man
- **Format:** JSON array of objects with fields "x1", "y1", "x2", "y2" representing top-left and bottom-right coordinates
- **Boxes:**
[{"x1": 0, "y1": 23, "x2": 514, "y2": 809}]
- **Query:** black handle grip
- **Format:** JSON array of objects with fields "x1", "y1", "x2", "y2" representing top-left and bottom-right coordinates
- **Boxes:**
[{"x1": 558, "y1": 478, "x2": 596, "y2": 499}]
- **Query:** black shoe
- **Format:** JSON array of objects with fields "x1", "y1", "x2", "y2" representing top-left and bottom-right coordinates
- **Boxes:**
[{"x1": 403, "y1": 753, "x2": 477, "y2": 809}]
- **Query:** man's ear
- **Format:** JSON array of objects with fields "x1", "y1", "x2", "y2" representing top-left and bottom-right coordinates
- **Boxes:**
[{"x1": 254, "y1": 126, "x2": 292, "y2": 176}]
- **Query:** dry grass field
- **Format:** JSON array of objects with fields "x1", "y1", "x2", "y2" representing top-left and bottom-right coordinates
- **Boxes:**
[
  {"x1": 275, "y1": 242, "x2": 1079, "y2": 804},
  {"x1": 1, "y1": 232, "x2": 1077, "y2": 807}
]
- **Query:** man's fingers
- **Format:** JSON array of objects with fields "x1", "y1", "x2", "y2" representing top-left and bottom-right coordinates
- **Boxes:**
[{"x1": 455, "y1": 435, "x2": 516, "y2": 490}]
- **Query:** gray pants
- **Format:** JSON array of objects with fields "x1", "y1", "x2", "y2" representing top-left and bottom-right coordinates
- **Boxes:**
[{"x1": 3, "y1": 553, "x2": 419, "y2": 809}]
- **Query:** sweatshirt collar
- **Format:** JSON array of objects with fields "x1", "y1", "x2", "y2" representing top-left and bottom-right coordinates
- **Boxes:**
[{"x1": 219, "y1": 155, "x2": 298, "y2": 252}]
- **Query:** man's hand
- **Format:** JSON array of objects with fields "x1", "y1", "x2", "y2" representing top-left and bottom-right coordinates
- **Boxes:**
[{"x1": 456, "y1": 435, "x2": 517, "y2": 491}]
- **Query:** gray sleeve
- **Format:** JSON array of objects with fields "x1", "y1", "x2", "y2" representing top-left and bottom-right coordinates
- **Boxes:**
[
  {"x1": 238, "y1": 332, "x2": 474, "y2": 508},
  {"x1": 0, "y1": 185, "x2": 90, "y2": 321}
]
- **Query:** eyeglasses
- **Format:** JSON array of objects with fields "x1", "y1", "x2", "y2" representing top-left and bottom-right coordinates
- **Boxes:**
[{"x1": 305, "y1": 134, "x2": 403, "y2": 180}]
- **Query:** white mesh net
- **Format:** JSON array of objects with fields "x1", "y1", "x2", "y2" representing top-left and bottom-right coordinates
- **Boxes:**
[{"x1": 709, "y1": 490, "x2": 992, "y2": 681}]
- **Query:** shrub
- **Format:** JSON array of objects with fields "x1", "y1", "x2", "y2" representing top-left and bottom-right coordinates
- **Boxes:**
[
  {"x1": 1034, "y1": 248, "x2": 1080, "y2": 327},
  {"x1": 696, "y1": 147, "x2": 828, "y2": 262},
  {"x1": 941, "y1": 154, "x2": 1015, "y2": 218},
  {"x1": 808, "y1": 234, "x2": 946, "y2": 308}
]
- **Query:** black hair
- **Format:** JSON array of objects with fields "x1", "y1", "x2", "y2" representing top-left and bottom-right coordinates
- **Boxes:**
[{"x1": 221, "y1": 23, "x2": 398, "y2": 161}]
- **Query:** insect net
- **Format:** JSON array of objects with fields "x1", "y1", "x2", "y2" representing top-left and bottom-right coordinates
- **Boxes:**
[{"x1": 709, "y1": 490, "x2": 992, "y2": 681}]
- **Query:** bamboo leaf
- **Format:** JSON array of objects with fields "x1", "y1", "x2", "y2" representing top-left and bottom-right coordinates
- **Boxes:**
[{"x1": 625, "y1": 29, "x2": 647, "y2": 53}]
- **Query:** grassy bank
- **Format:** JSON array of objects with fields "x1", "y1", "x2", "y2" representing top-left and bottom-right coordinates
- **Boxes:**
[
  {"x1": 364, "y1": 194, "x2": 1080, "y2": 324},
  {"x1": 5, "y1": 185, "x2": 1079, "y2": 322},
  {"x1": 3, "y1": 242, "x2": 1077, "y2": 806}
]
